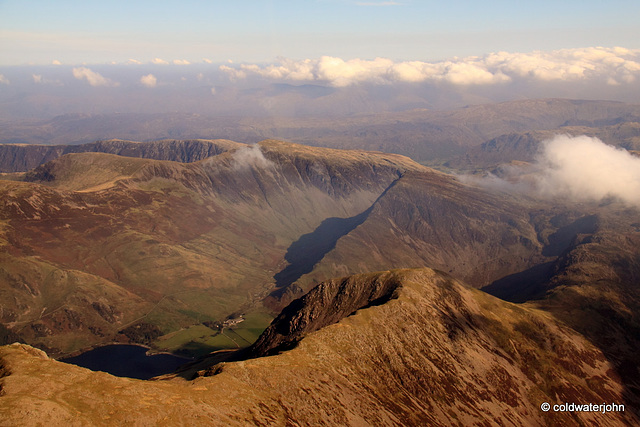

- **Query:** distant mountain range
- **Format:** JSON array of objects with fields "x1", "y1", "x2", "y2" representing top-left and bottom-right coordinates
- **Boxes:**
[
  {"x1": 2, "y1": 99, "x2": 640, "y2": 164},
  {"x1": 0, "y1": 138, "x2": 241, "y2": 173}
]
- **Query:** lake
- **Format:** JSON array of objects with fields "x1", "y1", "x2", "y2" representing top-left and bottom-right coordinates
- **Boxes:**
[{"x1": 60, "y1": 344, "x2": 192, "y2": 380}]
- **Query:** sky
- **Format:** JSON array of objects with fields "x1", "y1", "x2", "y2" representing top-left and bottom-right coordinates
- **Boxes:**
[
  {"x1": 1, "y1": 1, "x2": 639, "y2": 120},
  {"x1": 1, "y1": 0, "x2": 639, "y2": 65}
]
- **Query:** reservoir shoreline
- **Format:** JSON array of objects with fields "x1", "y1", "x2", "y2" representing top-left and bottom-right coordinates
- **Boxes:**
[{"x1": 60, "y1": 343, "x2": 194, "y2": 380}]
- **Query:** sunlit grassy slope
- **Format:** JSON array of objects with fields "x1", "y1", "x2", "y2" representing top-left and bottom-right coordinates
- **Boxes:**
[{"x1": 0, "y1": 268, "x2": 636, "y2": 425}]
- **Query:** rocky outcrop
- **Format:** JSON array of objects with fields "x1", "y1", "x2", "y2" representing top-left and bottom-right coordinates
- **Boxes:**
[
  {"x1": 0, "y1": 144, "x2": 66, "y2": 173},
  {"x1": 68, "y1": 139, "x2": 243, "y2": 163},
  {"x1": 247, "y1": 270, "x2": 403, "y2": 357}
]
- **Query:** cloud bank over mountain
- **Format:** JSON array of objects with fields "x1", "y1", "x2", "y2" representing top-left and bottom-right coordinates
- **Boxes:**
[
  {"x1": 464, "y1": 135, "x2": 640, "y2": 207},
  {"x1": 220, "y1": 47, "x2": 640, "y2": 87},
  {"x1": 536, "y1": 135, "x2": 640, "y2": 205}
]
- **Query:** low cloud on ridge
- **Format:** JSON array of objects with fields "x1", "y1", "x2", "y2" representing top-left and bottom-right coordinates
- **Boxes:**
[
  {"x1": 231, "y1": 144, "x2": 274, "y2": 171},
  {"x1": 219, "y1": 47, "x2": 640, "y2": 87},
  {"x1": 463, "y1": 135, "x2": 640, "y2": 208}
]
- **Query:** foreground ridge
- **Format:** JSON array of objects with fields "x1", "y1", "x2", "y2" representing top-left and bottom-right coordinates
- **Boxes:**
[{"x1": 1, "y1": 268, "x2": 636, "y2": 426}]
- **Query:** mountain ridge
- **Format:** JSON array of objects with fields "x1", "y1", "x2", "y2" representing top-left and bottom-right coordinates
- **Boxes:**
[
  {"x1": 0, "y1": 138, "x2": 244, "y2": 173},
  {"x1": 1, "y1": 268, "x2": 636, "y2": 425},
  {"x1": 0, "y1": 140, "x2": 428, "y2": 356}
]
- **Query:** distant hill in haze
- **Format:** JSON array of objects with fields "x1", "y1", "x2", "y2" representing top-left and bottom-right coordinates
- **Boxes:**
[
  {"x1": 446, "y1": 121, "x2": 640, "y2": 170},
  {"x1": 2, "y1": 99, "x2": 640, "y2": 165}
]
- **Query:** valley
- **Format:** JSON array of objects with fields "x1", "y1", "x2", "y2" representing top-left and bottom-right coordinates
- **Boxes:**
[
  {"x1": 3, "y1": 0, "x2": 640, "y2": 422},
  {"x1": 0, "y1": 137, "x2": 552, "y2": 357},
  {"x1": 1, "y1": 98, "x2": 640, "y2": 424},
  {"x1": 0, "y1": 140, "x2": 424, "y2": 357}
]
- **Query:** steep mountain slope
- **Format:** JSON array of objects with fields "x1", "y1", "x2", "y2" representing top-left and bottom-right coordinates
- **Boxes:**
[
  {"x1": 0, "y1": 268, "x2": 636, "y2": 425},
  {"x1": 285, "y1": 170, "x2": 544, "y2": 297},
  {"x1": 528, "y1": 208, "x2": 640, "y2": 398},
  {"x1": 2, "y1": 137, "x2": 637, "y2": 371}
]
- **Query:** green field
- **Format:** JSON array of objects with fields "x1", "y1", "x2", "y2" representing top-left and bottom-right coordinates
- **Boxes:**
[{"x1": 153, "y1": 309, "x2": 274, "y2": 358}]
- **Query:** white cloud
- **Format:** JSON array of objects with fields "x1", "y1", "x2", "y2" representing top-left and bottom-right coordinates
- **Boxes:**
[
  {"x1": 72, "y1": 67, "x2": 119, "y2": 87},
  {"x1": 32, "y1": 74, "x2": 43, "y2": 84},
  {"x1": 536, "y1": 135, "x2": 640, "y2": 205},
  {"x1": 0, "y1": 74, "x2": 9, "y2": 85},
  {"x1": 203, "y1": 58, "x2": 213, "y2": 64},
  {"x1": 232, "y1": 145, "x2": 274, "y2": 171},
  {"x1": 219, "y1": 47, "x2": 640, "y2": 87},
  {"x1": 173, "y1": 59, "x2": 191, "y2": 65},
  {"x1": 317, "y1": 56, "x2": 393, "y2": 86},
  {"x1": 51, "y1": 59, "x2": 61, "y2": 65},
  {"x1": 484, "y1": 47, "x2": 640, "y2": 83},
  {"x1": 464, "y1": 135, "x2": 640, "y2": 207},
  {"x1": 127, "y1": 58, "x2": 142, "y2": 65},
  {"x1": 140, "y1": 73, "x2": 157, "y2": 88},
  {"x1": 152, "y1": 58, "x2": 169, "y2": 65}
]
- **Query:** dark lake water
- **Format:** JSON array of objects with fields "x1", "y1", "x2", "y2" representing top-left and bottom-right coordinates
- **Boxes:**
[{"x1": 60, "y1": 344, "x2": 192, "y2": 380}]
